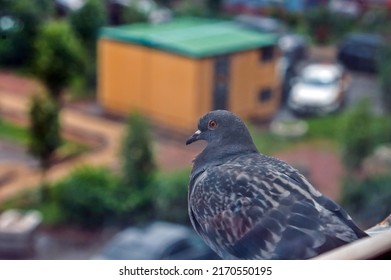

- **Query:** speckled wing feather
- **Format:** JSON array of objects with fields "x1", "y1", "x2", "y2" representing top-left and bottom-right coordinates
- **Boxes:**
[{"x1": 188, "y1": 153, "x2": 367, "y2": 260}]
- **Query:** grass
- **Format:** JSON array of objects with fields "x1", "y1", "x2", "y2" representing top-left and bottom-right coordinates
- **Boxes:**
[
  {"x1": 56, "y1": 140, "x2": 90, "y2": 160},
  {"x1": 246, "y1": 112, "x2": 349, "y2": 157},
  {"x1": 0, "y1": 188, "x2": 64, "y2": 226},
  {"x1": 249, "y1": 125, "x2": 302, "y2": 155},
  {"x1": 305, "y1": 114, "x2": 345, "y2": 142},
  {"x1": 0, "y1": 119, "x2": 29, "y2": 145},
  {"x1": 0, "y1": 119, "x2": 90, "y2": 158}
]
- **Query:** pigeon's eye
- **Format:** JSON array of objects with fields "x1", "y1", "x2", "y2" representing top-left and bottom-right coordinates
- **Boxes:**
[{"x1": 208, "y1": 120, "x2": 218, "y2": 130}]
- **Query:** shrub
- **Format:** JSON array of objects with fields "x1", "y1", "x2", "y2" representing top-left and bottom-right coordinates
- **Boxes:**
[
  {"x1": 341, "y1": 173, "x2": 391, "y2": 229},
  {"x1": 359, "y1": 8, "x2": 390, "y2": 34},
  {"x1": 378, "y1": 45, "x2": 391, "y2": 113},
  {"x1": 155, "y1": 169, "x2": 191, "y2": 224},
  {"x1": 53, "y1": 166, "x2": 120, "y2": 228},
  {"x1": 339, "y1": 101, "x2": 391, "y2": 170}
]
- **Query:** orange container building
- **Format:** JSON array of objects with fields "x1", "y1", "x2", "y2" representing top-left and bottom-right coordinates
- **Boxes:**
[{"x1": 98, "y1": 18, "x2": 281, "y2": 132}]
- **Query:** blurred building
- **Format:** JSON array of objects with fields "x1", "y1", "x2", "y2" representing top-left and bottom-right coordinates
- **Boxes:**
[
  {"x1": 55, "y1": 0, "x2": 86, "y2": 16},
  {"x1": 98, "y1": 17, "x2": 281, "y2": 132},
  {"x1": 222, "y1": 0, "x2": 329, "y2": 14}
]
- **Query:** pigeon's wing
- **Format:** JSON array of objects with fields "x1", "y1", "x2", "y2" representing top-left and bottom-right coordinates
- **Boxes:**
[
  {"x1": 189, "y1": 160, "x2": 363, "y2": 260},
  {"x1": 263, "y1": 155, "x2": 368, "y2": 240}
]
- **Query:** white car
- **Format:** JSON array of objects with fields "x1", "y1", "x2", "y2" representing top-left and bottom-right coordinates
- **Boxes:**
[{"x1": 288, "y1": 64, "x2": 349, "y2": 115}]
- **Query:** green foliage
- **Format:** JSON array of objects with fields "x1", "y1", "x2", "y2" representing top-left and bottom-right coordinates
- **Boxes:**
[
  {"x1": 28, "y1": 93, "x2": 61, "y2": 201},
  {"x1": 174, "y1": 0, "x2": 207, "y2": 17},
  {"x1": 250, "y1": 128, "x2": 297, "y2": 155},
  {"x1": 339, "y1": 101, "x2": 391, "y2": 170},
  {"x1": 120, "y1": 4, "x2": 149, "y2": 24},
  {"x1": 0, "y1": 118, "x2": 88, "y2": 159},
  {"x1": 304, "y1": 7, "x2": 331, "y2": 44},
  {"x1": 359, "y1": 8, "x2": 390, "y2": 35},
  {"x1": 0, "y1": 119, "x2": 29, "y2": 145},
  {"x1": 118, "y1": 112, "x2": 157, "y2": 222},
  {"x1": 306, "y1": 114, "x2": 345, "y2": 141},
  {"x1": 378, "y1": 45, "x2": 391, "y2": 113},
  {"x1": 121, "y1": 113, "x2": 156, "y2": 192},
  {"x1": 0, "y1": 0, "x2": 51, "y2": 67},
  {"x1": 282, "y1": 12, "x2": 303, "y2": 31},
  {"x1": 53, "y1": 166, "x2": 120, "y2": 228},
  {"x1": 33, "y1": 21, "x2": 87, "y2": 99},
  {"x1": 155, "y1": 169, "x2": 191, "y2": 224},
  {"x1": 28, "y1": 94, "x2": 61, "y2": 170},
  {"x1": 70, "y1": 0, "x2": 107, "y2": 53},
  {"x1": 329, "y1": 13, "x2": 357, "y2": 41},
  {"x1": 0, "y1": 188, "x2": 40, "y2": 213},
  {"x1": 304, "y1": 7, "x2": 357, "y2": 44},
  {"x1": 341, "y1": 173, "x2": 391, "y2": 228},
  {"x1": 2, "y1": 165, "x2": 192, "y2": 228},
  {"x1": 69, "y1": 0, "x2": 107, "y2": 93},
  {"x1": 206, "y1": 0, "x2": 223, "y2": 16}
]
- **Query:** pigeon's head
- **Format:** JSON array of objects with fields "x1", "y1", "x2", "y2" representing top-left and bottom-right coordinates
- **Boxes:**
[{"x1": 186, "y1": 110, "x2": 257, "y2": 152}]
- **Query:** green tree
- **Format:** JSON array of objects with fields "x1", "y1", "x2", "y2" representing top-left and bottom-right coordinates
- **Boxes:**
[
  {"x1": 174, "y1": 0, "x2": 207, "y2": 17},
  {"x1": 0, "y1": 0, "x2": 53, "y2": 67},
  {"x1": 206, "y1": 0, "x2": 223, "y2": 16},
  {"x1": 33, "y1": 21, "x2": 87, "y2": 101},
  {"x1": 340, "y1": 101, "x2": 391, "y2": 171},
  {"x1": 28, "y1": 93, "x2": 61, "y2": 200},
  {"x1": 304, "y1": 7, "x2": 357, "y2": 44},
  {"x1": 304, "y1": 7, "x2": 331, "y2": 44},
  {"x1": 378, "y1": 45, "x2": 391, "y2": 113},
  {"x1": 70, "y1": 0, "x2": 107, "y2": 54},
  {"x1": 118, "y1": 112, "x2": 156, "y2": 222},
  {"x1": 359, "y1": 8, "x2": 390, "y2": 34},
  {"x1": 69, "y1": 0, "x2": 107, "y2": 93},
  {"x1": 118, "y1": 1, "x2": 150, "y2": 24}
]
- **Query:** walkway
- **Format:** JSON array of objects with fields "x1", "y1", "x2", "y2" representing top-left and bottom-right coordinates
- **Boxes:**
[{"x1": 0, "y1": 72, "x2": 198, "y2": 202}]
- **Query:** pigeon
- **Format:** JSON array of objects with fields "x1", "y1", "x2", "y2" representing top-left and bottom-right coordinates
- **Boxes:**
[{"x1": 186, "y1": 110, "x2": 368, "y2": 260}]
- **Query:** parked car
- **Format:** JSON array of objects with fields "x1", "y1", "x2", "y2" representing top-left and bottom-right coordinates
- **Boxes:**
[
  {"x1": 278, "y1": 33, "x2": 308, "y2": 61},
  {"x1": 278, "y1": 33, "x2": 308, "y2": 103},
  {"x1": 92, "y1": 221, "x2": 220, "y2": 260},
  {"x1": 234, "y1": 14, "x2": 286, "y2": 35},
  {"x1": 288, "y1": 63, "x2": 349, "y2": 115},
  {"x1": 337, "y1": 33, "x2": 385, "y2": 73}
]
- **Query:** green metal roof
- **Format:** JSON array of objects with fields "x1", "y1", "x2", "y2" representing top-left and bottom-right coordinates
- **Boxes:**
[{"x1": 99, "y1": 17, "x2": 277, "y2": 58}]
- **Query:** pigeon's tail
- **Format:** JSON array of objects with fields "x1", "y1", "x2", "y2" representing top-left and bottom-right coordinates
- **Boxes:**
[
  {"x1": 365, "y1": 214, "x2": 391, "y2": 236},
  {"x1": 313, "y1": 214, "x2": 391, "y2": 260}
]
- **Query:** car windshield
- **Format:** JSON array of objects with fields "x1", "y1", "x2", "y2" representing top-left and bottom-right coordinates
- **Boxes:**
[{"x1": 301, "y1": 76, "x2": 337, "y2": 86}]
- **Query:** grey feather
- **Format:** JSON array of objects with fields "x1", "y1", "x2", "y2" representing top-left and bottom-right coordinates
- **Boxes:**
[{"x1": 186, "y1": 110, "x2": 367, "y2": 260}]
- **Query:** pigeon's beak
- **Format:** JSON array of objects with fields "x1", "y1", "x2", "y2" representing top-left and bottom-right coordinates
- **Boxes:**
[{"x1": 186, "y1": 130, "x2": 201, "y2": 145}]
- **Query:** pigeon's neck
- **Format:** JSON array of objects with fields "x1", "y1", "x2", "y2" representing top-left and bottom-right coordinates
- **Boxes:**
[{"x1": 192, "y1": 141, "x2": 258, "y2": 179}]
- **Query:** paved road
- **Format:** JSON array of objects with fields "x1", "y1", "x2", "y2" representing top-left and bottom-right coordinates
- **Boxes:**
[{"x1": 345, "y1": 72, "x2": 383, "y2": 113}]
